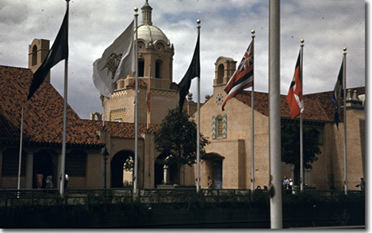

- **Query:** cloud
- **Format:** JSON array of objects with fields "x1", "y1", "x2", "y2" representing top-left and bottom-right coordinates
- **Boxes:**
[{"x1": 0, "y1": 0, "x2": 365, "y2": 119}]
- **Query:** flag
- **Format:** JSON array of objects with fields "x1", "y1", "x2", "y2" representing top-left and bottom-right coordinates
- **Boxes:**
[
  {"x1": 27, "y1": 7, "x2": 69, "y2": 100},
  {"x1": 177, "y1": 33, "x2": 200, "y2": 112},
  {"x1": 221, "y1": 40, "x2": 254, "y2": 111},
  {"x1": 331, "y1": 62, "x2": 344, "y2": 127},
  {"x1": 286, "y1": 52, "x2": 304, "y2": 119},
  {"x1": 93, "y1": 20, "x2": 135, "y2": 97}
]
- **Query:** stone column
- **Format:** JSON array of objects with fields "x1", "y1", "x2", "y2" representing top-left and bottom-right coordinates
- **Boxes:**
[{"x1": 163, "y1": 165, "x2": 168, "y2": 184}]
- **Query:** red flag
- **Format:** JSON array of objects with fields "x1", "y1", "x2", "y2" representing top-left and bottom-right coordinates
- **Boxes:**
[
  {"x1": 221, "y1": 40, "x2": 254, "y2": 111},
  {"x1": 286, "y1": 52, "x2": 304, "y2": 118}
]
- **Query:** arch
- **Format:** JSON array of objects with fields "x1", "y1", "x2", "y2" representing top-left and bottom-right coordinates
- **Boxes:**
[
  {"x1": 33, "y1": 150, "x2": 57, "y2": 189},
  {"x1": 110, "y1": 150, "x2": 134, "y2": 188},
  {"x1": 32, "y1": 45, "x2": 37, "y2": 66},
  {"x1": 154, "y1": 153, "x2": 179, "y2": 187},
  {"x1": 155, "y1": 59, "x2": 162, "y2": 78},
  {"x1": 217, "y1": 64, "x2": 224, "y2": 84},
  {"x1": 202, "y1": 153, "x2": 224, "y2": 189}
]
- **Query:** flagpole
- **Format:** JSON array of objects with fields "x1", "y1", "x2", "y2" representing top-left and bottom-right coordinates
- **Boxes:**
[
  {"x1": 299, "y1": 39, "x2": 304, "y2": 192},
  {"x1": 133, "y1": 7, "x2": 139, "y2": 194},
  {"x1": 59, "y1": 0, "x2": 69, "y2": 197},
  {"x1": 251, "y1": 30, "x2": 255, "y2": 191},
  {"x1": 196, "y1": 19, "x2": 201, "y2": 193},
  {"x1": 343, "y1": 47, "x2": 347, "y2": 195},
  {"x1": 17, "y1": 105, "x2": 24, "y2": 197},
  {"x1": 269, "y1": 0, "x2": 282, "y2": 229}
]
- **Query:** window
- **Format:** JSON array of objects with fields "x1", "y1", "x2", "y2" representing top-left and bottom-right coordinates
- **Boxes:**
[
  {"x1": 212, "y1": 115, "x2": 227, "y2": 139},
  {"x1": 66, "y1": 150, "x2": 86, "y2": 177},
  {"x1": 217, "y1": 64, "x2": 224, "y2": 84},
  {"x1": 32, "y1": 45, "x2": 37, "y2": 66},
  {"x1": 217, "y1": 118, "x2": 223, "y2": 137},
  {"x1": 155, "y1": 60, "x2": 161, "y2": 78},
  {"x1": 138, "y1": 59, "x2": 144, "y2": 77}
]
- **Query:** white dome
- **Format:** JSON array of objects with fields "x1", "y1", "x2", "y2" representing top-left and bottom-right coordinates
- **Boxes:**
[{"x1": 136, "y1": 24, "x2": 170, "y2": 45}]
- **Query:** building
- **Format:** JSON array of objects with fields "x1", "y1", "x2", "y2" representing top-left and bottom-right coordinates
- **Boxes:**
[
  {"x1": 0, "y1": 0, "x2": 365, "y2": 191},
  {"x1": 195, "y1": 56, "x2": 365, "y2": 190}
]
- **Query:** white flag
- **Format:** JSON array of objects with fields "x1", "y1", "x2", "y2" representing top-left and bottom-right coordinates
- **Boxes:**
[{"x1": 93, "y1": 20, "x2": 135, "y2": 97}]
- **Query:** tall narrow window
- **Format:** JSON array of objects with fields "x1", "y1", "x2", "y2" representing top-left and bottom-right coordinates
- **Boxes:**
[
  {"x1": 32, "y1": 45, "x2": 37, "y2": 66},
  {"x1": 138, "y1": 59, "x2": 144, "y2": 77},
  {"x1": 217, "y1": 118, "x2": 223, "y2": 137},
  {"x1": 155, "y1": 60, "x2": 161, "y2": 78}
]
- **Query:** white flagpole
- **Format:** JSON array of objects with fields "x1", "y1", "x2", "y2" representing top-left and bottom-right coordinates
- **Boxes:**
[
  {"x1": 300, "y1": 39, "x2": 304, "y2": 192},
  {"x1": 17, "y1": 105, "x2": 24, "y2": 196},
  {"x1": 196, "y1": 19, "x2": 201, "y2": 192},
  {"x1": 343, "y1": 48, "x2": 348, "y2": 195},
  {"x1": 59, "y1": 0, "x2": 69, "y2": 197},
  {"x1": 133, "y1": 7, "x2": 139, "y2": 194},
  {"x1": 269, "y1": 0, "x2": 282, "y2": 229},
  {"x1": 251, "y1": 30, "x2": 255, "y2": 191}
]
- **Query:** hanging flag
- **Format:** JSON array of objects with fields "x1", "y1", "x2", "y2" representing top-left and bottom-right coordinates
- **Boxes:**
[
  {"x1": 93, "y1": 20, "x2": 135, "y2": 97},
  {"x1": 177, "y1": 33, "x2": 200, "y2": 112},
  {"x1": 331, "y1": 62, "x2": 344, "y2": 127},
  {"x1": 221, "y1": 40, "x2": 254, "y2": 111},
  {"x1": 27, "y1": 7, "x2": 69, "y2": 100},
  {"x1": 286, "y1": 52, "x2": 304, "y2": 119}
]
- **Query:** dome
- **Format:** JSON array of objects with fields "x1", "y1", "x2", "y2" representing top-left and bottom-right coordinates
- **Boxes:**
[
  {"x1": 134, "y1": 0, "x2": 171, "y2": 47},
  {"x1": 136, "y1": 24, "x2": 170, "y2": 45}
]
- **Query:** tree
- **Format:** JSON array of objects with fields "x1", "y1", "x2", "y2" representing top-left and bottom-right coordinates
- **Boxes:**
[
  {"x1": 154, "y1": 108, "x2": 209, "y2": 166},
  {"x1": 281, "y1": 121, "x2": 321, "y2": 185}
]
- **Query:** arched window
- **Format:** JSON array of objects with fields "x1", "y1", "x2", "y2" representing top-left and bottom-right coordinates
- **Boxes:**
[
  {"x1": 32, "y1": 45, "x2": 37, "y2": 66},
  {"x1": 217, "y1": 64, "x2": 224, "y2": 84},
  {"x1": 155, "y1": 60, "x2": 161, "y2": 78},
  {"x1": 138, "y1": 59, "x2": 144, "y2": 77}
]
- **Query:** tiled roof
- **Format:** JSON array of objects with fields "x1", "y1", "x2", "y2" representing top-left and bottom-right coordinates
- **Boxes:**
[
  {"x1": 0, "y1": 65, "x2": 158, "y2": 147},
  {"x1": 235, "y1": 87, "x2": 365, "y2": 122}
]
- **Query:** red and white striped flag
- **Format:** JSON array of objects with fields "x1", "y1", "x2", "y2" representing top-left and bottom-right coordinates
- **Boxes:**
[{"x1": 222, "y1": 40, "x2": 254, "y2": 111}]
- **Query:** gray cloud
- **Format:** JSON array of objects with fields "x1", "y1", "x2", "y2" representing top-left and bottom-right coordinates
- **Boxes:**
[{"x1": 0, "y1": 0, "x2": 365, "y2": 119}]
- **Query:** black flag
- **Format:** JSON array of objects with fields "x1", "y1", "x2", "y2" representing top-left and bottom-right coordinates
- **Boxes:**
[
  {"x1": 177, "y1": 33, "x2": 200, "y2": 111},
  {"x1": 28, "y1": 7, "x2": 69, "y2": 100}
]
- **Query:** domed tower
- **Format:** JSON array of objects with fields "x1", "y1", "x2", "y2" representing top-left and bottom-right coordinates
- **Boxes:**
[
  {"x1": 117, "y1": 0, "x2": 174, "y2": 89},
  {"x1": 102, "y1": 0, "x2": 178, "y2": 124}
]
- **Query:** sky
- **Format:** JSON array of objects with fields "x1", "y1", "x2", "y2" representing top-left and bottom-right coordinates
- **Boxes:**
[{"x1": 0, "y1": 0, "x2": 366, "y2": 119}]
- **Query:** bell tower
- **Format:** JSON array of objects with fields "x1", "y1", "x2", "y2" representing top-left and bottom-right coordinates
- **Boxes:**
[
  {"x1": 102, "y1": 0, "x2": 178, "y2": 125},
  {"x1": 28, "y1": 39, "x2": 50, "y2": 83}
]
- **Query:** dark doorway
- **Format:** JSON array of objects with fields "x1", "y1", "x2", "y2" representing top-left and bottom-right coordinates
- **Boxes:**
[
  {"x1": 33, "y1": 150, "x2": 55, "y2": 189},
  {"x1": 110, "y1": 150, "x2": 134, "y2": 188}
]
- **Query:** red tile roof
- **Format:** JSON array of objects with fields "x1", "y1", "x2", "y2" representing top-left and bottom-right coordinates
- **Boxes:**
[
  {"x1": 235, "y1": 87, "x2": 365, "y2": 122},
  {"x1": 0, "y1": 65, "x2": 159, "y2": 146}
]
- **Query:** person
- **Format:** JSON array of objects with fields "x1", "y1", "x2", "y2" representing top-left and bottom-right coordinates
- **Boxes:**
[
  {"x1": 36, "y1": 173, "x2": 43, "y2": 189},
  {"x1": 64, "y1": 173, "x2": 69, "y2": 190},
  {"x1": 45, "y1": 175, "x2": 53, "y2": 188},
  {"x1": 207, "y1": 176, "x2": 213, "y2": 189},
  {"x1": 289, "y1": 178, "x2": 293, "y2": 190},
  {"x1": 282, "y1": 176, "x2": 290, "y2": 189},
  {"x1": 355, "y1": 177, "x2": 365, "y2": 191}
]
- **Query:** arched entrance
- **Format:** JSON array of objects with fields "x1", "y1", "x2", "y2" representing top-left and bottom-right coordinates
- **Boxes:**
[
  {"x1": 110, "y1": 150, "x2": 134, "y2": 188},
  {"x1": 202, "y1": 153, "x2": 224, "y2": 189},
  {"x1": 154, "y1": 153, "x2": 179, "y2": 187},
  {"x1": 33, "y1": 150, "x2": 56, "y2": 189}
]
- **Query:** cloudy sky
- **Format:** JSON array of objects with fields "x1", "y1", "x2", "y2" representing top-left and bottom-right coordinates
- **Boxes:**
[{"x1": 0, "y1": 0, "x2": 366, "y2": 119}]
